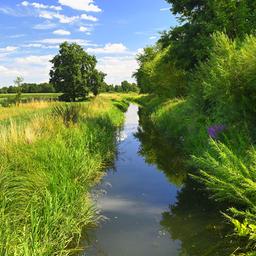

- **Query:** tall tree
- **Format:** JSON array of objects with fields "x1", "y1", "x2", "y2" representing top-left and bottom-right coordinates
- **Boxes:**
[
  {"x1": 89, "y1": 70, "x2": 106, "y2": 96},
  {"x1": 14, "y1": 76, "x2": 24, "y2": 105},
  {"x1": 50, "y1": 42, "x2": 103, "y2": 101},
  {"x1": 163, "y1": 0, "x2": 256, "y2": 70}
]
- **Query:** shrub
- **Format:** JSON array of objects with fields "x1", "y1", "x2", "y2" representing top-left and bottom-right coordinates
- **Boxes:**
[
  {"x1": 134, "y1": 46, "x2": 187, "y2": 98},
  {"x1": 52, "y1": 104, "x2": 82, "y2": 126},
  {"x1": 192, "y1": 33, "x2": 256, "y2": 129}
]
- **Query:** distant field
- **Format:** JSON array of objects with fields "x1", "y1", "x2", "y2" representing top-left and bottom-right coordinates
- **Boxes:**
[
  {"x1": 0, "y1": 93, "x2": 61, "y2": 99},
  {"x1": 0, "y1": 93, "x2": 62, "y2": 106}
]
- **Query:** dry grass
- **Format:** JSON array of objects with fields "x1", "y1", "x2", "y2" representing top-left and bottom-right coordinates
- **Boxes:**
[
  {"x1": 0, "y1": 116, "x2": 57, "y2": 148},
  {"x1": 0, "y1": 101, "x2": 55, "y2": 121}
]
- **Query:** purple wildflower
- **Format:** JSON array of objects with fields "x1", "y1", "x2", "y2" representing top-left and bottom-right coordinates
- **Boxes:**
[{"x1": 207, "y1": 125, "x2": 225, "y2": 139}]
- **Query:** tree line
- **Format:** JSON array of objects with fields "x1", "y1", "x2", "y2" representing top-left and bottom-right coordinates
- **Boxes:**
[
  {"x1": 0, "y1": 80, "x2": 138, "y2": 95},
  {"x1": 0, "y1": 83, "x2": 56, "y2": 94}
]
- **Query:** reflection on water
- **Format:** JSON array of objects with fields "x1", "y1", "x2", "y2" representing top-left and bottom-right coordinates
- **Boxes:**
[
  {"x1": 160, "y1": 178, "x2": 240, "y2": 256},
  {"x1": 137, "y1": 107, "x2": 240, "y2": 255},
  {"x1": 135, "y1": 108, "x2": 187, "y2": 186},
  {"x1": 83, "y1": 105, "x2": 239, "y2": 256}
]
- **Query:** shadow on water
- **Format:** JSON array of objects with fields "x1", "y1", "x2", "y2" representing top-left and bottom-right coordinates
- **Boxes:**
[
  {"x1": 82, "y1": 105, "x2": 241, "y2": 256},
  {"x1": 160, "y1": 178, "x2": 240, "y2": 256},
  {"x1": 135, "y1": 107, "x2": 187, "y2": 187},
  {"x1": 137, "y1": 107, "x2": 242, "y2": 256}
]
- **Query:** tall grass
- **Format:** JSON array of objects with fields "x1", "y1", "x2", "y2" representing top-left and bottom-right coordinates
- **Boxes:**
[
  {"x1": 0, "y1": 101, "x2": 53, "y2": 121},
  {"x1": 0, "y1": 96, "x2": 125, "y2": 255},
  {"x1": 192, "y1": 140, "x2": 256, "y2": 254}
]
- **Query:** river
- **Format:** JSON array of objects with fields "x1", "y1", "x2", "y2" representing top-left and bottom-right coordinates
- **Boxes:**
[{"x1": 83, "y1": 104, "x2": 238, "y2": 256}]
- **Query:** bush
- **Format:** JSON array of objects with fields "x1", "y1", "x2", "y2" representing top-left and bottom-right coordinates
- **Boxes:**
[
  {"x1": 134, "y1": 46, "x2": 187, "y2": 98},
  {"x1": 192, "y1": 33, "x2": 256, "y2": 129},
  {"x1": 52, "y1": 104, "x2": 82, "y2": 126}
]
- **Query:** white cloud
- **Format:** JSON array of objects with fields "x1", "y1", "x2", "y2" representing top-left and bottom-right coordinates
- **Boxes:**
[
  {"x1": 38, "y1": 38, "x2": 90, "y2": 46},
  {"x1": 0, "y1": 7, "x2": 21, "y2": 16},
  {"x1": 79, "y1": 26, "x2": 90, "y2": 32},
  {"x1": 33, "y1": 21, "x2": 56, "y2": 30},
  {"x1": 53, "y1": 29, "x2": 71, "y2": 35},
  {"x1": 0, "y1": 46, "x2": 18, "y2": 53},
  {"x1": 0, "y1": 47, "x2": 18, "y2": 60},
  {"x1": 0, "y1": 65, "x2": 20, "y2": 78},
  {"x1": 149, "y1": 36, "x2": 157, "y2": 40},
  {"x1": 39, "y1": 12, "x2": 98, "y2": 24},
  {"x1": 87, "y1": 43, "x2": 127, "y2": 54},
  {"x1": 21, "y1": 1, "x2": 62, "y2": 11},
  {"x1": 23, "y1": 43, "x2": 43, "y2": 48},
  {"x1": 39, "y1": 11, "x2": 53, "y2": 19},
  {"x1": 97, "y1": 56, "x2": 138, "y2": 85},
  {"x1": 136, "y1": 48, "x2": 144, "y2": 55},
  {"x1": 21, "y1": 1, "x2": 29, "y2": 7},
  {"x1": 58, "y1": 0, "x2": 101, "y2": 12},
  {"x1": 0, "y1": 55, "x2": 54, "y2": 86},
  {"x1": 39, "y1": 11, "x2": 78, "y2": 24},
  {"x1": 8, "y1": 34, "x2": 26, "y2": 38},
  {"x1": 22, "y1": 43, "x2": 58, "y2": 49},
  {"x1": 55, "y1": 13, "x2": 78, "y2": 24},
  {"x1": 80, "y1": 13, "x2": 98, "y2": 22},
  {"x1": 160, "y1": 7, "x2": 170, "y2": 11},
  {"x1": 15, "y1": 55, "x2": 53, "y2": 65}
]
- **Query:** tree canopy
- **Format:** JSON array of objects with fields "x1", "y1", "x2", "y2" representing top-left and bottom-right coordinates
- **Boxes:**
[
  {"x1": 162, "y1": 0, "x2": 256, "y2": 70},
  {"x1": 134, "y1": 0, "x2": 256, "y2": 95},
  {"x1": 50, "y1": 42, "x2": 104, "y2": 101}
]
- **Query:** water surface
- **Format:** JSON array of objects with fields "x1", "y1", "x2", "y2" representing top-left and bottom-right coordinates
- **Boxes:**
[{"x1": 84, "y1": 104, "x2": 238, "y2": 256}]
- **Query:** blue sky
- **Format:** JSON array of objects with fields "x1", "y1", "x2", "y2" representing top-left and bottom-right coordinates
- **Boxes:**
[{"x1": 0, "y1": 0, "x2": 177, "y2": 86}]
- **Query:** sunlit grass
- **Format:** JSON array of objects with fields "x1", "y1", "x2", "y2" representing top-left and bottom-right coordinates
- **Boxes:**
[
  {"x1": 0, "y1": 95, "x2": 126, "y2": 255},
  {"x1": 0, "y1": 101, "x2": 55, "y2": 121}
]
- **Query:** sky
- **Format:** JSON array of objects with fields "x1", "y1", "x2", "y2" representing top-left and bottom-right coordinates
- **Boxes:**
[{"x1": 0, "y1": 0, "x2": 177, "y2": 86}]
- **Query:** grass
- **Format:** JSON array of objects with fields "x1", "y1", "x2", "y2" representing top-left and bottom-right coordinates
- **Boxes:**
[
  {"x1": 0, "y1": 93, "x2": 61, "y2": 107},
  {"x1": 0, "y1": 95, "x2": 128, "y2": 255},
  {"x1": 0, "y1": 101, "x2": 55, "y2": 121},
  {"x1": 0, "y1": 93, "x2": 61, "y2": 99}
]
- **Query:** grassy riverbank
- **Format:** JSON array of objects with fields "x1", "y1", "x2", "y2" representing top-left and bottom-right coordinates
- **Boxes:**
[
  {"x1": 134, "y1": 31, "x2": 256, "y2": 255},
  {"x1": 0, "y1": 95, "x2": 129, "y2": 255},
  {"x1": 137, "y1": 93, "x2": 256, "y2": 255}
]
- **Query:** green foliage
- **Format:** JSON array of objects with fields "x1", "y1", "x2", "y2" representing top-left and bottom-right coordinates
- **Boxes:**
[
  {"x1": 89, "y1": 70, "x2": 106, "y2": 96},
  {"x1": 134, "y1": 46, "x2": 187, "y2": 97},
  {"x1": 192, "y1": 140, "x2": 256, "y2": 253},
  {"x1": 163, "y1": 0, "x2": 256, "y2": 69},
  {"x1": 111, "y1": 99, "x2": 129, "y2": 112},
  {"x1": 98, "y1": 81, "x2": 139, "y2": 94},
  {"x1": 192, "y1": 33, "x2": 256, "y2": 129},
  {"x1": 0, "y1": 93, "x2": 61, "y2": 107},
  {"x1": 0, "y1": 83, "x2": 56, "y2": 94},
  {"x1": 135, "y1": 1, "x2": 256, "y2": 255},
  {"x1": 138, "y1": 92, "x2": 256, "y2": 255},
  {"x1": 50, "y1": 42, "x2": 103, "y2": 102},
  {"x1": 137, "y1": 95, "x2": 208, "y2": 155},
  {"x1": 13, "y1": 76, "x2": 24, "y2": 106},
  {"x1": 52, "y1": 104, "x2": 83, "y2": 126}
]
